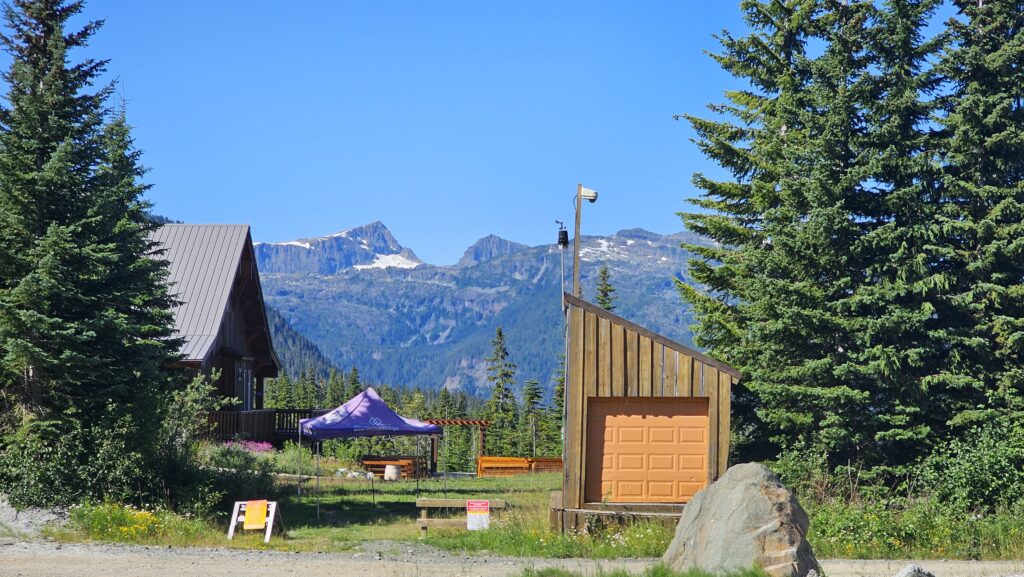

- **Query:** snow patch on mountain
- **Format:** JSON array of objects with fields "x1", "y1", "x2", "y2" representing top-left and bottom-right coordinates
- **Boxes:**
[
  {"x1": 353, "y1": 253, "x2": 421, "y2": 270},
  {"x1": 257, "y1": 240, "x2": 312, "y2": 249}
]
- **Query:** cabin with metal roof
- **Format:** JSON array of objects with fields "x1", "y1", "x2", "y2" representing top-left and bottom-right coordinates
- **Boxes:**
[{"x1": 151, "y1": 224, "x2": 280, "y2": 410}]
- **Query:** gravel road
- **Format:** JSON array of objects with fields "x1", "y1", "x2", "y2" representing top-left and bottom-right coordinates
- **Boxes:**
[{"x1": 1, "y1": 540, "x2": 1022, "y2": 577}]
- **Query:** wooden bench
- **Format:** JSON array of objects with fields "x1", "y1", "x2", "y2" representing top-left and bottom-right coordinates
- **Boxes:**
[
  {"x1": 476, "y1": 456, "x2": 563, "y2": 477},
  {"x1": 477, "y1": 456, "x2": 529, "y2": 477},
  {"x1": 528, "y1": 457, "x2": 563, "y2": 473},
  {"x1": 415, "y1": 498, "x2": 507, "y2": 537}
]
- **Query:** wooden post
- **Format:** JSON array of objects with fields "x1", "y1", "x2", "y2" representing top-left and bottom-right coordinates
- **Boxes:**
[
  {"x1": 419, "y1": 505, "x2": 429, "y2": 538},
  {"x1": 573, "y1": 183, "x2": 583, "y2": 297}
]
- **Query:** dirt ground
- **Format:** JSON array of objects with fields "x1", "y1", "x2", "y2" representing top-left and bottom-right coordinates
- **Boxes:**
[{"x1": 1, "y1": 540, "x2": 1023, "y2": 577}]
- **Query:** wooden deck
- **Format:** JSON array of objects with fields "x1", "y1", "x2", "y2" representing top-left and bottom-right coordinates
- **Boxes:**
[{"x1": 208, "y1": 408, "x2": 329, "y2": 442}]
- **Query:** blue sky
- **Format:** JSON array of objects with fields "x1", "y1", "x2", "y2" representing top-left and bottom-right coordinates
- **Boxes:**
[{"x1": 22, "y1": 2, "x2": 950, "y2": 265}]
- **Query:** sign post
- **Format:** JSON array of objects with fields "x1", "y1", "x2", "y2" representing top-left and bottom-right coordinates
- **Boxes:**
[
  {"x1": 227, "y1": 500, "x2": 284, "y2": 543},
  {"x1": 466, "y1": 499, "x2": 490, "y2": 531}
]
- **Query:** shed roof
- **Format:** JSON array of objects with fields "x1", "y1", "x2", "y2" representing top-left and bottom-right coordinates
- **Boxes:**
[
  {"x1": 564, "y1": 293, "x2": 741, "y2": 378},
  {"x1": 150, "y1": 224, "x2": 251, "y2": 363}
]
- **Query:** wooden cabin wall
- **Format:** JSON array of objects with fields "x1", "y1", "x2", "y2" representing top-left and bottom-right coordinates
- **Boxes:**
[{"x1": 562, "y1": 297, "x2": 738, "y2": 515}]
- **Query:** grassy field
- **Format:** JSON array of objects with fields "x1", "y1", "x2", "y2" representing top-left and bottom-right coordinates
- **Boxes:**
[
  {"x1": 51, "y1": 453, "x2": 1024, "y2": 560},
  {"x1": 51, "y1": 472, "x2": 674, "y2": 558}
]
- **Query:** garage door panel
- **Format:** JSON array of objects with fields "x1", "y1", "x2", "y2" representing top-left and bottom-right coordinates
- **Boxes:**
[
  {"x1": 678, "y1": 454, "x2": 706, "y2": 470},
  {"x1": 617, "y1": 427, "x2": 645, "y2": 443},
  {"x1": 585, "y1": 397, "x2": 709, "y2": 503},
  {"x1": 678, "y1": 427, "x2": 706, "y2": 442},
  {"x1": 648, "y1": 427, "x2": 676, "y2": 443},
  {"x1": 616, "y1": 481, "x2": 645, "y2": 499},
  {"x1": 648, "y1": 454, "x2": 675, "y2": 471},
  {"x1": 649, "y1": 481, "x2": 675, "y2": 498},
  {"x1": 617, "y1": 454, "x2": 645, "y2": 471}
]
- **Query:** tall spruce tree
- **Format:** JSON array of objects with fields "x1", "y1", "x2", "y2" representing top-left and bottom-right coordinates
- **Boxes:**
[
  {"x1": 484, "y1": 327, "x2": 518, "y2": 456},
  {"x1": 0, "y1": 0, "x2": 178, "y2": 506},
  {"x1": 519, "y1": 379, "x2": 543, "y2": 456},
  {"x1": 595, "y1": 265, "x2": 617, "y2": 312},
  {"x1": 680, "y1": 0, "x2": 837, "y2": 463},
  {"x1": 839, "y1": 0, "x2": 949, "y2": 471},
  {"x1": 935, "y1": 0, "x2": 1024, "y2": 427},
  {"x1": 344, "y1": 366, "x2": 362, "y2": 399},
  {"x1": 680, "y1": 0, "x2": 947, "y2": 472},
  {"x1": 325, "y1": 368, "x2": 345, "y2": 407}
]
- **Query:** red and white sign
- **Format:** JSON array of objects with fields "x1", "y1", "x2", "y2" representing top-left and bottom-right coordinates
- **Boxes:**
[{"x1": 466, "y1": 499, "x2": 490, "y2": 531}]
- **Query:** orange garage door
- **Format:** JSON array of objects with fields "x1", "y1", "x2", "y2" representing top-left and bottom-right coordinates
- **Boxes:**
[{"x1": 584, "y1": 397, "x2": 709, "y2": 503}]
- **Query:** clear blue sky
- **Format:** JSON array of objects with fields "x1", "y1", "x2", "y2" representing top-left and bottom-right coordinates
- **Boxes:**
[{"x1": 20, "y1": 3, "x2": 744, "y2": 264}]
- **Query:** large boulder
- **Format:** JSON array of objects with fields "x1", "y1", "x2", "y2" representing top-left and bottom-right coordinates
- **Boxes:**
[{"x1": 662, "y1": 462, "x2": 820, "y2": 577}]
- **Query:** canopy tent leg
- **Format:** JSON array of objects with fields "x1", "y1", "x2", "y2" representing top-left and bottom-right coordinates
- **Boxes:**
[
  {"x1": 316, "y1": 442, "x2": 321, "y2": 520},
  {"x1": 297, "y1": 428, "x2": 302, "y2": 495}
]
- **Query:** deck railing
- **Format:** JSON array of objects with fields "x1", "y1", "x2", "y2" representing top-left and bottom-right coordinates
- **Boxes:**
[
  {"x1": 273, "y1": 408, "x2": 329, "y2": 440},
  {"x1": 208, "y1": 408, "x2": 327, "y2": 442}
]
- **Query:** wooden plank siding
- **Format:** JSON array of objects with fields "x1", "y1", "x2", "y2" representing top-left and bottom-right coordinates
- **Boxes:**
[{"x1": 561, "y1": 294, "x2": 740, "y2": 532}]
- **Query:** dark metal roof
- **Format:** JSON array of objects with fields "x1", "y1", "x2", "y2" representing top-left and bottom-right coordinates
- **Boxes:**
[{"x1": 150, "y1": 224, "x2": 250, "y2": 363}]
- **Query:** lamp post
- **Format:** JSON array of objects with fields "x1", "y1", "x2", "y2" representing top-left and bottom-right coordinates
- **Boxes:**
[{"x1": 572, "y1": 183, "x2": 598, "y2": 297}]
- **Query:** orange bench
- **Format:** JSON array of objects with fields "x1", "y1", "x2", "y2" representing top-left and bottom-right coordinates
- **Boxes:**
[{"x1": 476, "y1": 456, "x2": 563, "y2": 477}]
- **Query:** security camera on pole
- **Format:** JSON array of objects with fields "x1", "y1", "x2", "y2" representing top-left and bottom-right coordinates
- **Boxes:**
[{"x1": 573, "y1": 184, "x2": 598, "y2": 297}]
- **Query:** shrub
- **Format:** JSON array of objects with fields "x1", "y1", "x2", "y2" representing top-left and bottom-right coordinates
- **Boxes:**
[
  {"x1": 199, "y1": 443, "x2": 275, "y2": 510},
  {"x1": 923, "y1": 420, "x2": 1024, "y2": 513},
  {"x1": 270, "y1": 441, "x2": 319, "y2": 476},
  {"x1": 0, "y1": 409, "x2": 157, "y2": 509},
  {"x1": 224, "y1": 440, "x2": 274, "y2": 453}
]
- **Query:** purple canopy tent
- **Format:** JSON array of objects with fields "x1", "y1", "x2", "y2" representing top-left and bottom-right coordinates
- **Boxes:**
[
  {"x1": 299, "y1": 387, "x2": 442, "y2": 440},
  {"x1": 296, "y1": 387, "x2": 442, "y2": 517}
]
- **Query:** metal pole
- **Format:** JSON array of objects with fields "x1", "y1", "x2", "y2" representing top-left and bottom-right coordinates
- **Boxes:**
[
  {"x1": 316, "y1": 442, "x2": 321, "y2": 520},
  {"x1": 573, "y1": 183, "x2": 583, "y2": 297},
  {"x1": 297, "y1": 428, "x2": 302, "y2": 495},
  {"x1": 560, "y1": 243, "x2": 566, "y2": 312}
]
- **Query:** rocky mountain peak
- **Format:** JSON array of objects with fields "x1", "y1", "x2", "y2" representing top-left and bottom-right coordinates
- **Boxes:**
[
  {"x1": 254, "y1": 221, "x2": 422, "y2": 274},
  {"x1": 456, "y1": 234, "x2": 529, "y2": 268}
]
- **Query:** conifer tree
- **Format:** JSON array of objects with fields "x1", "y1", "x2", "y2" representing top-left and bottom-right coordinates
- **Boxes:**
[
  {"x1": 325, "y1": 368, "x2": 345, "y2": 407},
  {"x1": 839, "y1": 0, "x2": 948, "y2": 468},
  {"x1": 265, "y1": 374, "x2": 294, "y2": 409},
  {"x1": 935, "y1": 0, "x2": 1024, "y2": 427},
  {"x1": 519, "y1": 379, "x2": 543, "y2": 456},
  {"x1": 595, "y1": 265, "x2": 617, "y2": 312},
  {"x1": 484, "y1": 327, "x2": 518, "y2": 456},
  {"x1": 293, "y1": 367, "x2": 319, "y2": 408},
  {"x1": 680, "y1": 0, "x2": 838, "y2": 463},
  {"x1": 345, "y1": 366, "x2": 362, "y2": 399},
  {"x1": 683, "y1": 0, "x2": 968, "y2": 473},
  {"x1": 0, "y1": 0, "x2": 178, "y2": 506}
]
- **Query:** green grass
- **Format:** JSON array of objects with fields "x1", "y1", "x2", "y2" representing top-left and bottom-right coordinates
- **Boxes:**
[
  {"x1": 52, "y1": 451, "x2": 1024, "y2": 561},
  {"x1": 806, "y1": 499, "x2": 1024, "y2": 560},
  {"x1": 51, "y1": 472, "x2": 671, "y2": 557}
]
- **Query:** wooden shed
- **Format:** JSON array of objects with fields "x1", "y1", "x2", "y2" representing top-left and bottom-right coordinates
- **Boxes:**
[{"x1": 557, "y1": 294, "x2": 740, "y2": 531}]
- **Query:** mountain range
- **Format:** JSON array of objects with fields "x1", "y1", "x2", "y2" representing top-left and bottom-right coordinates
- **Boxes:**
[{"x1": 255, "y1": 221, "x2": 708, "y2": 399}]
